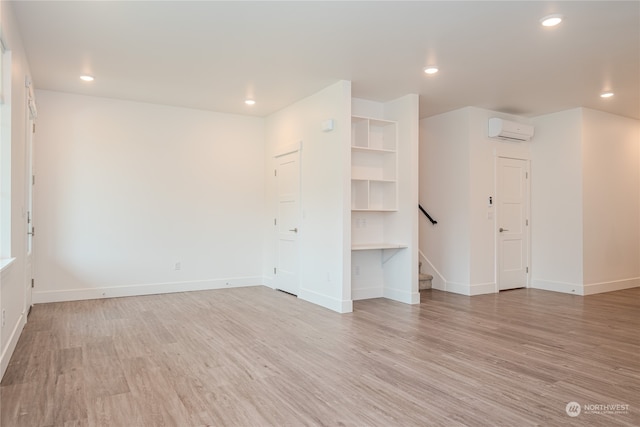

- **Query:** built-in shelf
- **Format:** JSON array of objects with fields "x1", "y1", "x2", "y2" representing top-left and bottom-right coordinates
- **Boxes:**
[
  {"x1": 351, "y1": 179, "x2": 397, "y2": 211},
  {"x1": 351, "y1": 116, "x2": 397, "y2": 212},
  {"x1": 351, "y1": 243, "x2": 407, "y2": 250},
  {"x1": 351, "y1": 146, "x2": 396, "y2": 154},
  {"x1": 351, "y1": 209, "x2": 397, "y2": 212},
  {"x1": 352, "y1": 243, "x2": 407, "y2": 264}
]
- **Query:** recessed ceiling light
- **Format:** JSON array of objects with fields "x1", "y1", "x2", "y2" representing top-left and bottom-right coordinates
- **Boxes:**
[
  {"x1": 245, "y1": 99, "x2": 256, "y2": 106},
  {"x1": 600, "y1": 92, "x2": 614, "y2": 98},
  {"x1": 424, "y1": 67, "x2": 439, "y2": 75},
  {"x1": 80, "y1": 75, "x2": 94, "y2": 82},
  {"x1": 540, "y1": 14, "x2": 563, "y2": 27}
]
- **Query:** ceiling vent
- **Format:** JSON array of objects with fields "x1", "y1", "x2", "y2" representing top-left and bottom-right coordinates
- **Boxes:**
[{"x1": 488, "y1": 118, "x2": 534, "y2": 142}]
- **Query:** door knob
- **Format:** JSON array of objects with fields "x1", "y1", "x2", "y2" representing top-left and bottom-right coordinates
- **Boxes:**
[
  {"x1": 499, "y1": 227, "x2": 509, "y2": 232},
  {"x1": 289, "y1": 228, "x2": 298, "y2": 233}
]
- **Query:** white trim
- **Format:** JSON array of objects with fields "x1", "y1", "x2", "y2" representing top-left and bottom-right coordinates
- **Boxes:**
[
  {"x1": 469, "y1": 282, "x2": 497, "y2": 295},
  {"x1": 1, "y1": 312, "x2": 26, "y2": 380},
  {"x1": 469, "y1": 282, "x2": 498, "y2": 296},
  {"x1": 298, "y1": 287, "x2": 352, "y2": 313},
  {"x1": 352, "y1": 287, "x2": 383, "y2": 300},
  {"x1": 493, "y1": 146, "x2": 531, "y2": 160},
  {"x1": 528, "y1": 278, "x2": 639, "y2": 296},
  {"x1": 443, "y1": 281, "x2": 472, "y2": 295},
  {"x1": 530, "y1": 279, "x2": 584, "y2": 295},
  {"x1": 383, "y1": 286, "x2": 420, "y2": 304},
  {"x1": 440, "y1": 281, "x2": 496, "y2": 296},
  {"x1": 418, "y1": 249, "x2": 446, "y2": 290},
  {"x1": 583, "y1": 277, "x2": 640, "y2": 295},
  {"x1": 0, "y1": 257, "x2": 16, "y2": 274},
  {"x1": 274, "y1": 140, "x2": 302, "y2": 158},
  {"x1": 32, "y1": 277, "x2": 263, "y2": 304},
  {"x1": 262, "y1": 276, "x2": 275, "y2": 289},
  {"x1": 27, "y1": 96, "x2": 37, "y2": 120}
]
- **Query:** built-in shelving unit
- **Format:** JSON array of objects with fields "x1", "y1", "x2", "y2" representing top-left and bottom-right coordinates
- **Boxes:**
[
  {"x1": 351, "y1": 116, "x2": 398, "y2": 212},
  {"x1": 349, "y1": 96, "x2": 419, "y2": 304},
  {"x1": 351, "y1": 116, "x2": 403, "y2": 252}
]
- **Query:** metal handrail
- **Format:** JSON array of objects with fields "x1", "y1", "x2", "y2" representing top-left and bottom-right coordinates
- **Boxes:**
[{"x1": 419, "y1": 204, "x2": 437, "y2": 225}]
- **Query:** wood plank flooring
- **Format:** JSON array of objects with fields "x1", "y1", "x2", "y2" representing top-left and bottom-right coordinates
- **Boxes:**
[{"x1": 1, "y1": 286, "x2": 639, "y2": 426}]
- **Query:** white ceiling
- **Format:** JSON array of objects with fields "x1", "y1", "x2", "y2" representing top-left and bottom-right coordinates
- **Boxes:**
[{"x1": 10, "y1": 1, "x2": 640, "y2": 120}]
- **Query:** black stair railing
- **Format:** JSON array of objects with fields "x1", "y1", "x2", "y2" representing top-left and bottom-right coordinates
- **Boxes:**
[{"x1": 419, "y1": 204, "x2": 437, "y2": 225}]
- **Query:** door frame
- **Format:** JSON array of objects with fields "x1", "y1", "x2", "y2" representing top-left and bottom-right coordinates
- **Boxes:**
[
  {"x1": 24, "y1": 79, "x2": 37, "y2": 312},
  {"x1": 495, "y1": 152, "x2": 531, "y2": 292},
  {"x1": 273, "y1": 141, "x2": 302, "y2": 295}
]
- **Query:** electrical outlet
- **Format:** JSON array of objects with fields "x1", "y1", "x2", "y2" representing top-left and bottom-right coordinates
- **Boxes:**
[
  {"x1": 174, "y1": 262, "x2": 182, "y2": 271},
  {"x1": 355, "y1": 266, "x2": 360, "y2": 276}
]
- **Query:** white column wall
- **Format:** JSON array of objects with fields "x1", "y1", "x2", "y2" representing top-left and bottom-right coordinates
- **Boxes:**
[
  {"x1": 530, "y1": 109, "x2": 585, "y2": 292},
  {"x1": 581, "y1": 109, "x2": 640, "y2": 292},
  {"x1": 419, "y1": 108, "x2": 472, "y2": 291},
  {"x1": 264, "y1": 81, "x2": 352, "y2": 313},
  {"x1": 383, "y1": 94, "x2": 420, "y2": 304}
]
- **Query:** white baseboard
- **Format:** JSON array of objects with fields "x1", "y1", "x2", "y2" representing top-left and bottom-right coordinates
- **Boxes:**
[
  {"x1": 432, "y1": 280, "x2": 446, "y2": 291},
  {"x1": 1, "y1": 312, "x2": 26, "y2": 381},
  {"x1": 583, "y1": 277, "x2": 639, "y2": 295},
  {"x1": 444, "y1": 281, "x2": 472, "y2": 295},
  {"x1": 469, "y1": 282, "x2": 496, "y2": 295},
  {"x1": 262, "y1": 276, "x2": 275, "y2": 290},
  {"x1": 530, "y1": 279, "x2": 584, "y2": 295},
  {"x1": 352, "y1": 287, "x2": 383, "y2": 301},
  {"x1": 530, "y1": 278, "x2": 640, "y2": 296},
  {"x1": 440, "y1": 281, "x2": 496, "y2": 296},
  {"x1": 32, "y1": 276, "x2": 263, "y2": 304},
  {"x1": 298, "y1": 288, "x2": 353, "y2": 313},
  {"x1": 383, "y1": 287, "x2": 420, "y2": 304}
]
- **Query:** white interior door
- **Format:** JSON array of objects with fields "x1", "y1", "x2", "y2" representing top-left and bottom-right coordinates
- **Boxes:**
[
  {"x1": 275, "y1": 149, "x2": 300, "y2": 295},
  {"x1": 25, "y1": 88, "x2": 36, "y2": 311},
  {"x1": 497, "y1": 157, "x2": 529, "y2": 291}
]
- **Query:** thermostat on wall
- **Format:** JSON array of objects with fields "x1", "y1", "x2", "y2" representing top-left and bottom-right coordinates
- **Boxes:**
[{"x1": 321, "y1": 119, "x2": 335, "y2": 132}]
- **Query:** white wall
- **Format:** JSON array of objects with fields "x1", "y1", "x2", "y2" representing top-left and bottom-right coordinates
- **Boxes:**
[
  {"x1": 581, "y1": 109, "x2": 640, "y2": 292},
  {"x1": 531, "y1": 107, "x2": 640, "y2": 295},
  {"x1": 530, "y1": 109, "x2": 584, "y2": 292},
  {"x1": 33, "y1": 91, "x2": 265, "y2": 302},
  {"x1": 264, "y1": 81, "x2": 352, "y2": 313},
  {"x1": 0, "y1": 0, "x2": 32, "y2": 378},
  {"x1": 419, "y1": 108, "x2": 471, "y2": 290}
]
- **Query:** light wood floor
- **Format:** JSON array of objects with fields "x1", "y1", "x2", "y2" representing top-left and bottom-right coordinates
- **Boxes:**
[{"x1": 1, "y1": 286, "x2": 639, "y2": 426}]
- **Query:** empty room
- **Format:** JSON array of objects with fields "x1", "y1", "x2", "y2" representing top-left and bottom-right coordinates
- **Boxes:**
[{"x1": 1, "y1": 1, "x2": 639, "y2": 426}]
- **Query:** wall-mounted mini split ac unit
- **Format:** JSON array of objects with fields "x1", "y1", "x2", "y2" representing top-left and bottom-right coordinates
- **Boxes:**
[{"x1": 488, "y1": 118, "x2": 534, "y2": 142}]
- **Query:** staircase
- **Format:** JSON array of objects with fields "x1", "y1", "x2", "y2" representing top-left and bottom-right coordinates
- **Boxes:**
[
  {"x1": 418, "y1": 205, "x2": 436, "y2": 291},
  {"x1": 419, "y1": 262, "x2": 433, "y2": 290}
]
